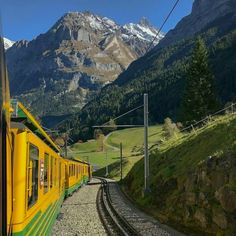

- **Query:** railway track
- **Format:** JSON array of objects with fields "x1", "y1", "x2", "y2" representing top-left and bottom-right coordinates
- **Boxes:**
[{"x1": 96, "y1": 177, "x2": 140, "y2": 236}]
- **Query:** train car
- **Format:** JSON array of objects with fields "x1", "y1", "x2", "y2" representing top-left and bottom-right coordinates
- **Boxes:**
[
  {"x1": 8, "y1": 101, "x2": 92, "y2": 235},
  {"x1": 0, "y1": 35, "x2": 92, "y2": 236},
  {"x1": 88, "y1": 163, "x2": 93, "y2": 181},
  {"x1": 9, "y1": 101, "x2": 67, "y2": 235},
  {"x1": 64, "y1": 158, "x2": 90, "y2": 197}
]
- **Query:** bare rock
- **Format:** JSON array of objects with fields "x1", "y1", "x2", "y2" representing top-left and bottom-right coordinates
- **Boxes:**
[
  {"x1": 215, "y1": 186, "x2": 236, "y2": 212},
  {"x1": 212, "y1": 208, "x2": 227, "y2": 229},
  {"x1": 185, "y1": 192, "x2": 196, "y2": 205},
  {"x1": 194, "y1": 209, "x2": 208, "y2": 228}
]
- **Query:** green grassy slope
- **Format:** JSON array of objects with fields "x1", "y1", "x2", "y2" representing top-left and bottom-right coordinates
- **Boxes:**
[
  {"x1": 69, "y1": 139, "x2": 120, "y2": 169},
  {"x1": 106, "y1": 126, "x2": 163, "y2": 154},
  {"x1": 70, "y1": 125, "x2": 163, "y2": 178},
  {"x1": 123, "y1": 114, "x2": 236, "y2": 235}
]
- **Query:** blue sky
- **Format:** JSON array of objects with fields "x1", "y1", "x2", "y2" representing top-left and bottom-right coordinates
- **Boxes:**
[{"x1": 0, "y1": 0, "x2": 193, "y2": 41}]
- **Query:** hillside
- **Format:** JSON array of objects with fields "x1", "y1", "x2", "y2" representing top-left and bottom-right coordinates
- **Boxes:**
[
  {"x1": 75, "y1": 0, "x2": 236, "y2": 140},
  {"x1": 123, "y1": 114, "x2": 236, "y2": 235},
  {"x1": 69, "y1": 125, "x2": 163, "y2": 177},
  {"x1": 6, "y1": 12, "x2": 163, "y2": 122}
]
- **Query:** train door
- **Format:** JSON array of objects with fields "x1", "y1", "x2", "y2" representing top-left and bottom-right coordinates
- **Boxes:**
[
  {"x1": 88, "y1": 165, "x2": 91, "y2": 181},
  {"x1": 59, "y1": 161, "x2": 61, "y2": 193},
  {"x1": 54, "y1": 158, "x2": 57, "y2": 188},
  {"x1": 76, "y1": 164, "x2": 78, "y2": 179}
]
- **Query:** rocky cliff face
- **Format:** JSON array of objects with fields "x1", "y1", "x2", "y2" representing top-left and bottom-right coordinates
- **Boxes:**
[
  {"x1": 159, "y1": 0, "x2": 236, "y2": 48},
  {"x1": 6, "y1": 12, "x2": 163, "y2": 117},
  {"x1": 176, "y1": 153, "x2": 236, "y2": 234}
]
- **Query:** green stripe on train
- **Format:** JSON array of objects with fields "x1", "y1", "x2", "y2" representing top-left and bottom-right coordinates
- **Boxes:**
[
  {"x1": 45, "y1": 195, "x2": 64, "y2": 235},
  {"x1": 65, "y1": 181, "x2": 82, "y2": 196},
  {"x1": 13, "y1": 193, "x2": 64, "y2": 236},
  {"x1": 65, "y1": 176, "x2": 89, "y2": 196},
  {"x1": 12, "y1": 211, "x2": 42, "y2": 236},
  {"x1": 34, "y1": 194, "x2": 64, "y2": 236},
  {"x1": 32, "y1": 200, "x2": 58, "y2": 235}
]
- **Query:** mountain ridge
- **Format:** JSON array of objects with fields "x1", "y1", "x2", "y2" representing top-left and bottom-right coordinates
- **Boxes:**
[
  {"x1": 6, "y1": 11, "x2": 164, "y2": 117},
  {"x1": 74, "y1": 0, "x2": 236, "y2": 140},
  {"x1": 157, "y1": 0, "x2": 236, "y2": 48}
]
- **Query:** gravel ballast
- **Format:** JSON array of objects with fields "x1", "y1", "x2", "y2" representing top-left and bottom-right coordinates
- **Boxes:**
[
  {"x1": 108, "y1": 182, "x2": 185, "y2": 236},
  {"x1": 52, "y1": 179, "x2": 107, "y2": 236}
]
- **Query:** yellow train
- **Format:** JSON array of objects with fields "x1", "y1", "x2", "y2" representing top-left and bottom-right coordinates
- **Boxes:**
[{"x1": 0, "y1": 37, "x2": 92, "y2": 236}]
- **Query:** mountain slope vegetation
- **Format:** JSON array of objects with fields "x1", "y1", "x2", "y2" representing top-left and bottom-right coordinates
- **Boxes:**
[
  {"x1": 73, "y1": 9, "x2": 236, "y2": 140},
  {"x1": 123, "y1": 113, "x2": 236, "y2": 235}
]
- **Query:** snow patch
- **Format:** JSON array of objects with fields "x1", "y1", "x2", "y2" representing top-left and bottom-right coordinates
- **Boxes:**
[
  {"x1": 122, "y1": 22, "x2": 164, "y2": 45},
  {"x1": 3, "y1": 37, "x2": 15, "y2": 50}
]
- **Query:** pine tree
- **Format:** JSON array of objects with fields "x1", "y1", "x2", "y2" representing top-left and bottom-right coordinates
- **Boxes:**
[{"x1": 181, "y1": 37, "x2": 218, "y2": 124}]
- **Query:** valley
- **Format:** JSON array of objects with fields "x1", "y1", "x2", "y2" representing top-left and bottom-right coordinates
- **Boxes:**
[{"x1": 2, "y1": 0, "x2": 236, "y2": 235}]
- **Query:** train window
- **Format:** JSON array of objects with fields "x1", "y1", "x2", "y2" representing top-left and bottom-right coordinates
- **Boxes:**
[
  {"x1": 76, "y1": 165, "x2": 78, "y2": 178},
  {"x1": 44, "y1": 153, "x2": 49, "y2": 193},
  {"x1": 28, "y1": 144, "x2": 39, "y2": 209},
  {"x1": 54, "y1": 159, "x2": 57, "y2": 186},
  {"x1": 50, "y1": 157, "x2": 53, "y2": 188}
]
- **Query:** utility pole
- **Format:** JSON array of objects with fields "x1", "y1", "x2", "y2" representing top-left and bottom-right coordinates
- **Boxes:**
[
  {"x1": 105, "y1": 150, "x2": 109, "y2": 177},
  {"x1": 120, "y1": 143, "x2": 123, "y2": 183},
  {"x1": 65, "y1": 133, "x2": 68, "y2": 158},
  {"x1": 64, "y1": 123, "x2": 71, "y2": 159},
  {"x1": 144, "y1": 93, "x2": 149, "y2": 194}
]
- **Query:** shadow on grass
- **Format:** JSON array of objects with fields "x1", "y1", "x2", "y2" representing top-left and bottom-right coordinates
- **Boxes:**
[{"x1": 93, "y1": 158, "x2": 128, "y2": 178}]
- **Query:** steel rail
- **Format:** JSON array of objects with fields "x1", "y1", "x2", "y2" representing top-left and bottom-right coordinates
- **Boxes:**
[{"x1": 96, "y1": 177, "x2": 141, "y2": 236}]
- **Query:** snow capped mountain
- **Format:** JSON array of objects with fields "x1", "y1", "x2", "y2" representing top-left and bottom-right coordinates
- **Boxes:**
[
  {"x1": 84, "y1": 13, "x2": 119, "y2": 33},
  {"x1": 52, "y1": 11, "x2": 120, "y2": 39},
  {"x1": 6, "y1": 11, "x2": 165, "y2": 118},
  {"x1": 3, "y1": 37, "x2": 15, "y2": 50},
  {"x1": 52, "y1": 12, "x2": 164, "y2": 55},
  {"x1": 122, "y1": 17, "x2": 164, "y2": 45}
]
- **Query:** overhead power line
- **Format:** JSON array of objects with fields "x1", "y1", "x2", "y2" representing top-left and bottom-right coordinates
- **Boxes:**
[
  {"x1": 145, "y1": 0, "x2": 181, "y2": 54},
  {"x1": 52, "y1": 0, "x2": 181, "y2": 135},
  {"x1": 93, "y1": 125, "x2": 144, "y2": 128},
  {"x1": 101, "y1": 105, "x2": 144, "y2": 126}
]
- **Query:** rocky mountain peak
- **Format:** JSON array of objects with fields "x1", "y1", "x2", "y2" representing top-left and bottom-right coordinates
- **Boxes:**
[
  {"x1": 46, "y1": 11, "x2": 121, "y2": 45},
  {"x1": 6, "y1": 11, "x2": 163, "y2": 117},
  {"x1": 52, "y1": 12, "x2": 118, "y2": 33},
  {"x1": 139, "y1": 17, "x2": 152, "y2": 27},
  {"x1": 121, "y1": 18, "x2": 164, "y2": 55}
]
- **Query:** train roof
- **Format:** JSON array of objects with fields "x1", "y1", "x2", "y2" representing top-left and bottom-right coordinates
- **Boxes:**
[
  {"x1": 10, "y1": 99, "x2": 60, "y2": 153},
  {"x1": 64, "y1": 157, "x2": 90, "y2": 165}
]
